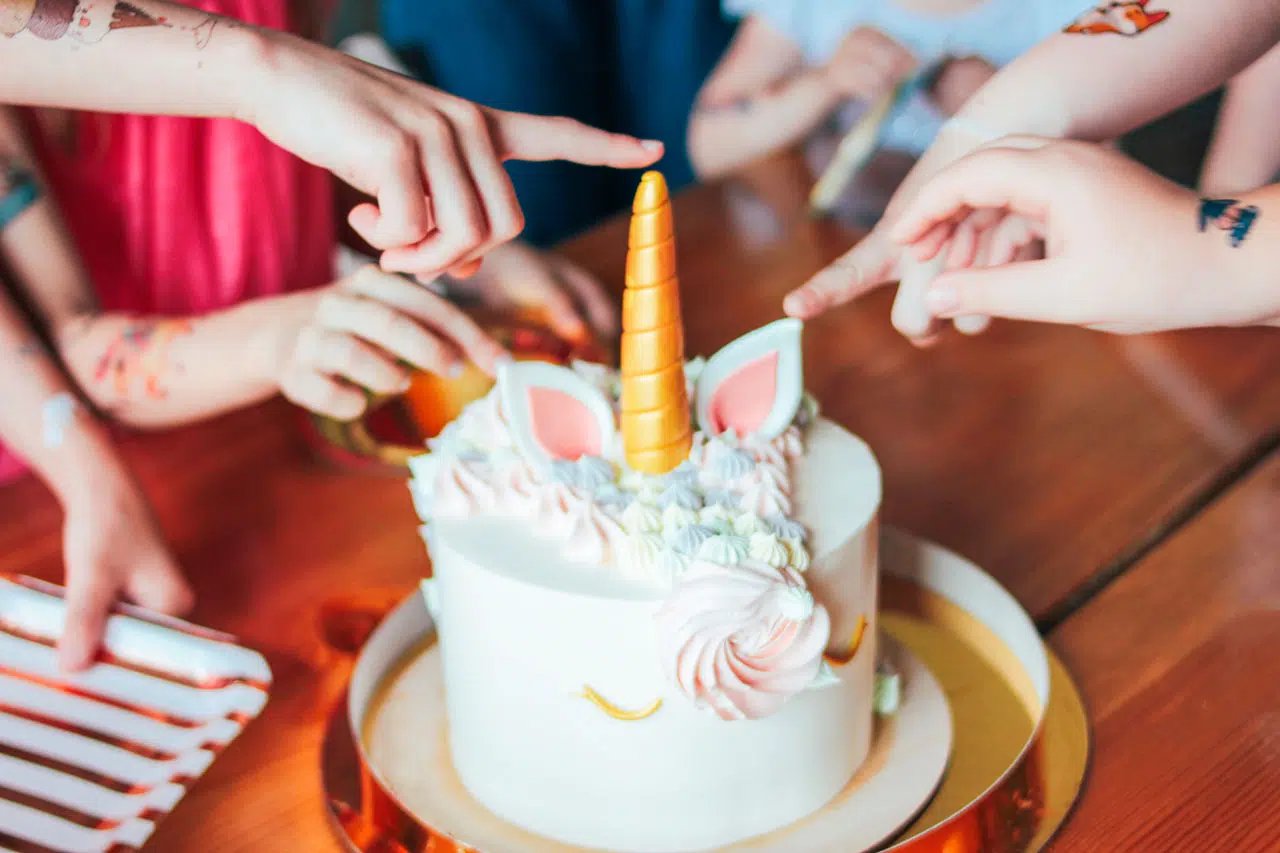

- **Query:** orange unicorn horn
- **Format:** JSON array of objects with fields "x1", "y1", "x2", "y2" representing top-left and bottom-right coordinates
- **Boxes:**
[{"x1": 620, "y1": 172, "x2": 691, "y2": 475}]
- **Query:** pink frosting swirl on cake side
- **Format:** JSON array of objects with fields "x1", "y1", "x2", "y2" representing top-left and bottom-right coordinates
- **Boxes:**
[{"x1": 656, "y1": 559, "x2": 831, "y2": 720}]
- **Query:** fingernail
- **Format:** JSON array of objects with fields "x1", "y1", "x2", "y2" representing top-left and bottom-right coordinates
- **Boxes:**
[
  {"x1": 925, "y1": 285, "x2": 959, "y2": 315},
  {"x1": 494, "y1": 352, "x2": 514, "y2": 367},
  {"x1": 398, "y1": 376, "x2": 413, "y2": 392},
  {"x1": 641, "y1": 139, "x2": 664, "y2": 153},
  {"x1": 447, "y1": 363, "x2": 465, "y2": 379}
]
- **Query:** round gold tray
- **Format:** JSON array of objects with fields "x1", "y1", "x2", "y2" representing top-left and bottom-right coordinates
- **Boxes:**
[{"x1": 319, "y1": 530, "x2": 1089, "y2": 852}]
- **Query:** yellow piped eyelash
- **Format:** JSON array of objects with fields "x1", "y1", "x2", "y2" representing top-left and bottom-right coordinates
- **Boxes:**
[
  {"x1": 823, "y1": 615, "x2": 868, "y2": 667},
  {"x1": 577, "y1": 686, "x2": 663, "y2": 721}
]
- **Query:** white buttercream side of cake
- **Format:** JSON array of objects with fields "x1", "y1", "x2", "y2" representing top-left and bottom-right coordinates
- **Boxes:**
[{"x1": 424, "y1": 417, "x2": 880, "y2": 852}]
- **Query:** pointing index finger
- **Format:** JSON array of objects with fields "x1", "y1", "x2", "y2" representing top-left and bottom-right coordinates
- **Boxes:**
[{"x1": 493, "y1": 110, "x2": 664, "y2": 168}]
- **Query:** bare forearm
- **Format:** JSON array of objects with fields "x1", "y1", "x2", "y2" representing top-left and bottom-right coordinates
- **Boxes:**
[
  {"x1": 956, "y1": 0, "x2": 1280, "y2": 144},
  {"x1": 0, "y1": 0, "x2": 269, "y2": 119},
  {"x1": 1201, "y1": 43, "x2": 1280, "y2": 196},
  {"x1": 59, "y1": 296, "x2": 294, "y2": 428},
  {"x1": 689, "y1": 70, "x2": 841, "y2": 179}
]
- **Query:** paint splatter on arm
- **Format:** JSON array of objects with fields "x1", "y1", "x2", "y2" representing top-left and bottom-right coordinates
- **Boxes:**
[{"x1": 90, "y1": 319, "x2": 193, "y2": 401}]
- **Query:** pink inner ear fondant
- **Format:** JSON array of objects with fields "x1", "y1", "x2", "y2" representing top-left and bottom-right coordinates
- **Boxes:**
[
  {"x1": 527, "y1": 387, "x2": 602, "y2": 460},
  {"x1": 707, "y1": 352, "x2": 778, "y2": 437}
]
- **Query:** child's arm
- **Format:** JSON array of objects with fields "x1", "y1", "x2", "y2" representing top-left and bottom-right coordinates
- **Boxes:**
[
  {"x1": 689, "y1": 16, "x2": 835, "y2": 179},
  {"x1": 785, "y1": 0, "x2": 1280, "y2": 334},
  {"x1": 688, "y1": 18, "x2": 914, "y2": 179},
  {"x1": 0, "y1": 283, "x2": 191, "y2": 671},
  {"x1": 0, "y1": 111, "x2": 507, "y2": 428},
  {"x1": 0, "y1": 0, "x2": 662, "y2": 279},
  {"x1": 1200, "y1": 42, "x2": 1280, "y2": 197}
]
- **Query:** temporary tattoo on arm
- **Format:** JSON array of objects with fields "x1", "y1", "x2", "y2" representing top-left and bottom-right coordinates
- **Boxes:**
[
  {"x1": 1198, "y1": 199, "x2": 1260, "y2": 248},
  {"x1": 1065, "y1": 1, "x2": 1170, "y2": 37},
  {"x1": 93, "y1": 318, "x2": 192, "y2": 399},
  {"x1": 1, "y1": 0, "x2": 167, "y2": 45},
  {"x1": 190, "y1": 14, "x2": 217, "y2": 49},
  {"x1": 0, "y1": 157, "x2": 40, "y2": 230}
]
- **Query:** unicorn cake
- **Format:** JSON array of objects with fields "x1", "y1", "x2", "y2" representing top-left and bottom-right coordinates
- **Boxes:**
[{"x1": 408, "y1": 172, "x2": 883, "y2": 852}]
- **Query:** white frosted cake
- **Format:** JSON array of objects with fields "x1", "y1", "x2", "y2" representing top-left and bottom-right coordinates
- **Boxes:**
[{"x1": 406, "y1": 173, "x2": 884, "y2": 852}]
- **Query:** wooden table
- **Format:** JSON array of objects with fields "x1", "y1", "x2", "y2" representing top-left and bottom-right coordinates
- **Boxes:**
[{"x1": 1, "y1": 153, "x2": 1277, "y2": 851}]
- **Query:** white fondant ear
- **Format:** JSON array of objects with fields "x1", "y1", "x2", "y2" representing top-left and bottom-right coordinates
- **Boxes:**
[
  {"x1": 499, "y1": 361, "x2": 617, "y2": 473},
  {"x1": 694, "y1": 319, "x2": 803, "y2": 442}
]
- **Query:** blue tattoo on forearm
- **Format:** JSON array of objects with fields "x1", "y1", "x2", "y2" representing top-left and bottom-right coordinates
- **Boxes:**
[
  {"x1": 0, "y1": 160, "x2": 40, "y2": 231},
  {"x1": 1198, "y1": 198, "x2": 1260, "y2": 248}
]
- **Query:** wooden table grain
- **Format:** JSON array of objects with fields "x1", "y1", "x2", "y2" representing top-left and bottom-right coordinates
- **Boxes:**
[
  {"x1": 0, "y1": 153, "x2": 1277, "y2": 851},
  {"x1": 1049, "y1": 451, "x2": 1280, "y2": 852}
]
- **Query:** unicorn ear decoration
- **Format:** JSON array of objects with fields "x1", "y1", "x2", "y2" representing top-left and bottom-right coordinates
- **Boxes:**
[
  {"x1": 694, "y1": 318, "x2": 804, "y2": 442},
  {"x1": 499, "y1": 361, "x2": 617, "y2": 474}
]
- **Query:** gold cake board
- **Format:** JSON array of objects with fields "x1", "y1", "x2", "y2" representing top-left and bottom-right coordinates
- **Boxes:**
[{"x1": 319, "y1": 530, "x2": 1089, "y2": 852}]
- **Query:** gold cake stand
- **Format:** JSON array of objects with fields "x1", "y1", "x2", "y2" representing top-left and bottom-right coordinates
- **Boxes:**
[{"x1": 318, "y1": 530, "x2": 1089, "y2": 853}]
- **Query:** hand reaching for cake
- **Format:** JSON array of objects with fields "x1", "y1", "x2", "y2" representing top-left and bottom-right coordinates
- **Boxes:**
[
  {"x1": 889, "y1": 138, "x2": 1280, "y2": 332},
  {"x1": 271, "y1": 265, "x2": 510, "y2": 420}
]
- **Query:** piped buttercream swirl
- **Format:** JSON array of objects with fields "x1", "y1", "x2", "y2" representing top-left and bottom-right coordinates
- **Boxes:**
[
  {"x1": 433, "y1": 458, "x2": 497, "y2": 518},
  {"x1": 656, "y1": 559, "x2": 831, "y2": 720},
  {"x1": 667, "y1": 523, "x2": 717, "y2": 557},
  {"x1": 621, "y1": 500, "x2": 663, "y2": 535},
  {"x1": 697, "y1": 534, "x2": 749, "y2": 565},
  {"x1": 662, "y1": 503, "x2": 700, "y2": 531}
]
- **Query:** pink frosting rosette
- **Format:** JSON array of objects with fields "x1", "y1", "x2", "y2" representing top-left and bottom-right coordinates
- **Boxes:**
[{"x1": 655, "y1": 558, "x2": 831, "y2": 720}]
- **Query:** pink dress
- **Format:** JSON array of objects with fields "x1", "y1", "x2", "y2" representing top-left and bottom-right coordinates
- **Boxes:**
[{"x1": 0, "y1": 0, "x2": 334, "y2": 484}]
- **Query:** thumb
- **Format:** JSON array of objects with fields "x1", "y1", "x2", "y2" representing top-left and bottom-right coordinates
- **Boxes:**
[
  {"x1": 494, "y1": 111, "x2": 664, "y2": 169},
  {"x1": 783, "y1": 229, "x2": 897, "y2": 319},
  {"x1": 60, "y1": 561, "x2": 118, "y2": 673},
  {"x1": 125, "y1": 548, "x2": 194, "y2": 616},
  {"x1": 925, "y1": 259, "x2": 1081, "y2": 325}
]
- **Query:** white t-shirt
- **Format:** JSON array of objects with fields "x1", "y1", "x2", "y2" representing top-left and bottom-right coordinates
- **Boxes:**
[{"x1": 724, "y1": 0, "x2": 1095, "y2": 153}]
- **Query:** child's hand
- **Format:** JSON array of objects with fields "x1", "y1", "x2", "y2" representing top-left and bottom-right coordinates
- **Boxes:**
[
  {"x1": 60, "y1": 464, "x2": 192, "y2": 672},
  {"x1": 275, "y1": 265, "x2": 510, "y2": 420},
  {"x1": 444, "y1": 241, "x2": 619, "y2": 342},
  {"x1": 890, "y1": 138, "x2": 1280, "y2": 332},
  {"x1": 823, "y1": 27, "x2": 917, "y2": 103}
]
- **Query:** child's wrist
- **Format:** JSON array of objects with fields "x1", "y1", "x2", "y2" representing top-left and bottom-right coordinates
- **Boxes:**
[
  {"x1": 237, "y1": 293, "x2": 312, "y2": 392},
  {"x1": 35, "y1": 418, "x2": 126, "y2": 510},
  {"x1": 224, "y1": 23, "x2": 294, "y2": 125}
]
